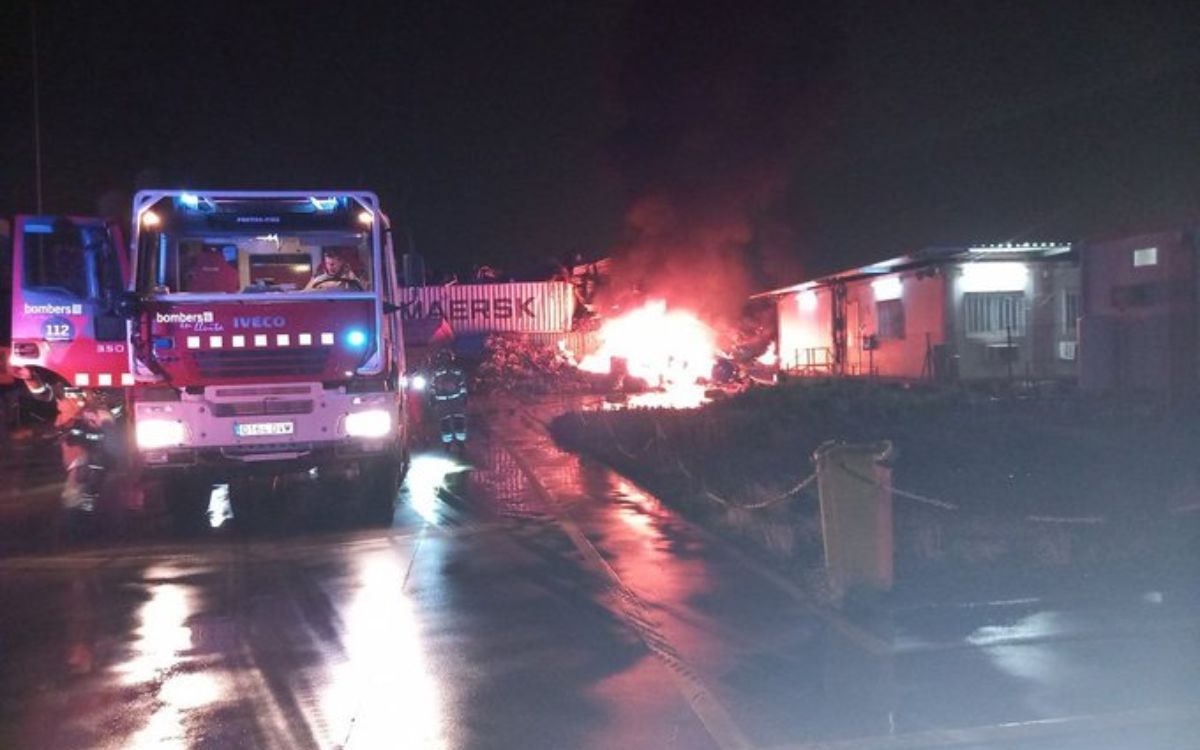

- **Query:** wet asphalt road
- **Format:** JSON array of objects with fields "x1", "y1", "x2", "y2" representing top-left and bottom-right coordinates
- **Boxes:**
[{"x1": 0, "y1": 401, "x2": 1198, "y2": 750}]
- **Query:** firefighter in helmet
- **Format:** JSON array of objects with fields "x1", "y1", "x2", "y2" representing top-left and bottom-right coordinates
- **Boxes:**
[{"x1": 428, "y1": 348, "x2": 468, "y2": 447}]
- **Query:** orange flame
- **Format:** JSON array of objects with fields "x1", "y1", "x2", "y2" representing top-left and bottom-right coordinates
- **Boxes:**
[{"x1": 578, "y1": 300, "x2": 717, "y2": 386}]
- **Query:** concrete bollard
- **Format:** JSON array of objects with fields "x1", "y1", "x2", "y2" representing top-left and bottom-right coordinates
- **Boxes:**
[{"x1": 814, "y1": 440, "x2": 895, "y2": 599}]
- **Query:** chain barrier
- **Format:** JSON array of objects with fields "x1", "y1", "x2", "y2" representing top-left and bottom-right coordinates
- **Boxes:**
[
  {"x1": 834, "y1": 458, "x2": 960, "y2": 511},
  {"x1": 883, "y1": 483, "x2": 961, "y2": 512},
  {"x1": 737, "y1": 471, "x2": 818, "y2": 510},
  {"x1": 589, "y1": 411, "x2": 1130, "y2": 525},
  {"x1": 643, "y1": 413, "x2": 817, "y2": 511},
  {"x1": 703, "y1": 489, "x2": 732, "y2": 508},
  {"x1": 834, "y1": 456, "x2": 1120, "y2": 525},
  {"x1": 1025, "y1": 515, "x2": 1105, "y2": 525}
]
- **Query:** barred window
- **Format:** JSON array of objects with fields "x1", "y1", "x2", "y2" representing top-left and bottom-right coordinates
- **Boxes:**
[
  {"x1": 876, "y1": 299, "x2": 905, "y2": 339},
  {"x1": 964, "y1": 292, "x2": 1026, "y2": 336}
]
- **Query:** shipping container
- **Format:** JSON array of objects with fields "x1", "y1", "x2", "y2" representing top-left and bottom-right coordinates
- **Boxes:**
[{"x1": 399, "y1": 282, "x2": 576, "y2": 345}]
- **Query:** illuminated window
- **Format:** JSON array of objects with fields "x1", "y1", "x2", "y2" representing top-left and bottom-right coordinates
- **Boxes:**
[
  {"x1": 876, "y1": 299, "x2": 905, "y2": 339},
  {"x1": 1132, "y1": 247, "x2": 1158, "y2": 267},
  {"x1": 964, "y1": 292, "x2": 1026, "y2": 336}
]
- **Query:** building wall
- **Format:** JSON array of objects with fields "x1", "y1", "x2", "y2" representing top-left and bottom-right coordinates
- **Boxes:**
[
  {"x1": 944, "y1": 260, "x2": 1079, "y2": 381},
  {"x1": 842, "y1": 271, "x2": 946, "y2": 378},
  {"x1": 778, "y1": 286, "x2": 834, "y2": 373},
  {"x1": 777, "y1": 270, "x2": 946, "y2": 379},
  {"x1": 1079, "y1": 230, "x2": 1197, "y2": 394},
  {"x1": 776, "y1": 258, "x2": 1079, "y2": 382}
]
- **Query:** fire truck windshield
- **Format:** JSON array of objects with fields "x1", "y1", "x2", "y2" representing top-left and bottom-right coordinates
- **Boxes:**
[{"x1": 137, "y1": 225, "x2": 374, "y2": 296}]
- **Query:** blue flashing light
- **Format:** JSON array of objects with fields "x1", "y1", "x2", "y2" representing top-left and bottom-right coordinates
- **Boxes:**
[
  {"x1": 23, "y1": 223, "x2": 53, "y2": 234},
  {"x1": 178, "y1": 192, "x2": 200, "y2": 209},
  {"x1": 310, "y1": 197, "x2": 339, "y2": 211},
  {"x1": 345, "y1": 329, "x2": 368, "y2": 347},
  {"x1": 153, "y1": 337, "x2": 175, "y2": 350}
]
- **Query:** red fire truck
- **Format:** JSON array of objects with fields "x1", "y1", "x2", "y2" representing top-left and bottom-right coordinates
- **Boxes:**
[
  {"x1": 124, "y1": 190, "x2": 411, "y2": 521},
  {"x1": 6, "y1": 215, "x2": 130, "y2": 399},
  {"x1": 8, "y1": 192, "x2": 411, "y2": 524}
]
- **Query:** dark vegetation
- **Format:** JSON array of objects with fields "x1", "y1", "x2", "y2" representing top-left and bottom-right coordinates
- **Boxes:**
[{"x1": 550, "y1": 380, "x2": 1200, "y2": 603}]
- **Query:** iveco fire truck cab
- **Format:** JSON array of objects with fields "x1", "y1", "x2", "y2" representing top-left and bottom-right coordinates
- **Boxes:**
[
  {"x1": 127, "y1": 190, "x2": 409, "y2": 518},
  {"x1": 7, "y1": 215, "x2": 130, "y2": 399}
]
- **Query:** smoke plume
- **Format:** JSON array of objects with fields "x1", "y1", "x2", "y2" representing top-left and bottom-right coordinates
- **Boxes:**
[{"x1": 605, "y1": 0, "x2": 843, "y2": 321}]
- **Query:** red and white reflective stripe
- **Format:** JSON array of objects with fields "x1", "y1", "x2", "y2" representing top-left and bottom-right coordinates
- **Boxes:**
[
  {"x1": 184, "y1": 332, "x2": 337, "y2": 350},
  {"x1": 74, "y1": 373, "x2": 135, "y2": 387}
]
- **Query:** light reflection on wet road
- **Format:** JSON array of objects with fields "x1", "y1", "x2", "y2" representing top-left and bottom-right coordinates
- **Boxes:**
[{"x1": 0, "y1": 400, "x2": 1197, "y2": 749}]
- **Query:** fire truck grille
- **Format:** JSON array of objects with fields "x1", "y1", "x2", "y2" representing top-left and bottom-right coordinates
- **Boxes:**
[
  {"x1": 211, "y1": 400, "x2": 314, "y2": 417},
  {"x1": 191, "y1": 348, "x2": 331, "y2": 379},
  {"x1": 220, "y1": 443, "x2": 314, "y2": 459}
]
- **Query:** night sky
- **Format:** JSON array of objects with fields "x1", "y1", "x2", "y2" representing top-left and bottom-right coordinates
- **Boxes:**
[{"x1": 2, "y1": 0, "x2": 1197, "y2": 285}]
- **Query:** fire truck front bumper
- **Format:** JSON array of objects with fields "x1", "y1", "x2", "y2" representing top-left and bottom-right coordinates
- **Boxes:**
[{"x1": 133, "y1": 384, "x2": 403, "y2": 470}]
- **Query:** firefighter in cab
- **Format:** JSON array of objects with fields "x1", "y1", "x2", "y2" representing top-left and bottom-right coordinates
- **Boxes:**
[
  {"x1": 305, "y1": 247, "x2": 366, "y2": 291},
  {"x1": 428, "y1": 349, "x2": 468, "y2": 448}
]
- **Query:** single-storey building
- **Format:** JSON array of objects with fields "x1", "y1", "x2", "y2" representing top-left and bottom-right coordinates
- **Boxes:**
[
  {"x1": 1079, "y1": 229, "x2": 1199, "y2": 397},
  {"x1": 761, "y1": 243, "x2": 1080, "y2": 382}
]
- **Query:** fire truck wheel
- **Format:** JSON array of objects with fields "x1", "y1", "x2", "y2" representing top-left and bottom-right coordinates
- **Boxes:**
[
  {"x1": 164, "y1": 475, "x2": 213, "y2": 536},
  {"x1": 357, "y1": 456, "x2": 400, "y2": 526},
  {"x1": 227, "y1": 477, "x2": 274, "y2": 531}
]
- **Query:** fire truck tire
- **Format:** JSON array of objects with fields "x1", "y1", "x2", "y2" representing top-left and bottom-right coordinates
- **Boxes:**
[
  {"x1": 358, "y1": 456, "x2": 400, "y2": 525},
  {"x1": 164, "y1": 475, "x2": 213, "y2": 536},
  {"x1": 227, "y1": 477, "x2": 274, "y2": 530}
]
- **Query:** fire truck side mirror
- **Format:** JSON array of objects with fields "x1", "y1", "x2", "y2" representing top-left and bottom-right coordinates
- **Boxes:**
[
  {"x1": 383, "y1": 302, "x2": 402, "y2": 315},
  {"x1": 115, "y1": 291, "x2": 143, "y2": 319}
]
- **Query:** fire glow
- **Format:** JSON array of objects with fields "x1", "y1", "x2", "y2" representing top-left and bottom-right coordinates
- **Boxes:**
[{"x1": 578, "y1": 300, "x2": 717, "y2": 386}]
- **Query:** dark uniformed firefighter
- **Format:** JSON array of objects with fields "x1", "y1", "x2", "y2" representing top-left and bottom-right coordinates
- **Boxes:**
[{"x1": 428, "y1": 349, "x2": 467, "y2": 447}]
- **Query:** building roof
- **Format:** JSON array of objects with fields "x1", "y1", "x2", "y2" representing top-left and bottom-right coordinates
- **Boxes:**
[{"x1": 754, "y1": 242, "x2": 1074, "y2": 298}]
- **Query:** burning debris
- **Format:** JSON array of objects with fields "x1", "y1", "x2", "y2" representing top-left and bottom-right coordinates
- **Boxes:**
[
  {"x1": 472, "y1": 288, "x2": 776, "y2": 406},
  {"x1": 578, "y1": 300, "x2": 717, "y2": 387}
]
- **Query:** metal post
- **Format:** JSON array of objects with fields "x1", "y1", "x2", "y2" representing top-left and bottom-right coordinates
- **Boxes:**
[
  {"x1": 1006, "y1": 323, "x2": 1014, "y2": 381},
  {"x1": 29, "y1": 2, "x2": 45, "y2": 213},
  {"x1": 31, "y1": 0, "x2": 43, "y2": 213},
  {"x1": 815, "y1": 441, "x2": 895, "y2": 599}
]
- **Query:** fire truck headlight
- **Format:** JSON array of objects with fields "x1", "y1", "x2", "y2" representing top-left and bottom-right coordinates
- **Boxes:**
[
  {"x1": 345, "y1": 409, "x2": 392, "y2": 439},
  {"x1": 410, "y1": 374, "x2": 427, "y2": 392},
  {"x1": 136, "y1": 419, "x2": 186, "y2": 450}
]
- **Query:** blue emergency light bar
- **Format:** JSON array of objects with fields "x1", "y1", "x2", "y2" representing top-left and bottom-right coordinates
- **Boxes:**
[
  {"x1": 345, "y1": 328, "x2": 368, "y2": 347},
  {"x1": 309, "y1": 197, "x2": 344, "y2": 211}
]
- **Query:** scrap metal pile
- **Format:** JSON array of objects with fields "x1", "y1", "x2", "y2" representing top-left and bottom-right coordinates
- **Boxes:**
[{"x1": 473, "y1": 334, "x2": 613, "y2": 395}]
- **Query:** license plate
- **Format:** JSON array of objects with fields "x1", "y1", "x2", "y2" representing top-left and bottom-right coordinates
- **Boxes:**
[{"x1": 235, "y1": 421, "x2": 294, "y2": 437}]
